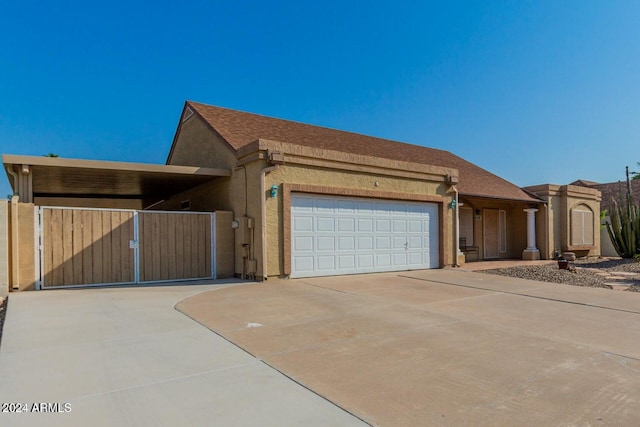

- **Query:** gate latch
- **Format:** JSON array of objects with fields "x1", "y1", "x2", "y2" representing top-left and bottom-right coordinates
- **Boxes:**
[{"x1": 129, "y1": 240, "x2": 139, "y2": 249}]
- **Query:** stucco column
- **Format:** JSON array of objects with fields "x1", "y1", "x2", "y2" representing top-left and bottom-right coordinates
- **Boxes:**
[
  {"x1": 456, "y1": 202, "x2": 462, "y2": 255},
  {"x1": 522, "y1": 208, "x2": 540, "y2": 260}
]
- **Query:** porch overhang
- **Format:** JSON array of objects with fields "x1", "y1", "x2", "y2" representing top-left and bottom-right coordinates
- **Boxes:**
[{"x1": 3, "y1": 154, "x2": 231, "y2": 203}]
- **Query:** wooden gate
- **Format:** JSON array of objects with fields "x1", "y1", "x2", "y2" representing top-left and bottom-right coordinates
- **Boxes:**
[
  {"x1": 138, "y1": 211, "x2": 213, "y2": 282},
  {"x1": 37, "y1": 207, "x2": 215, "y2": 289}
]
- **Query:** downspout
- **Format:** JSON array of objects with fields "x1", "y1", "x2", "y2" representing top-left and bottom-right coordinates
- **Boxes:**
[{"x1": 259, "y1": 164, "x2": 278, "y2": 281}]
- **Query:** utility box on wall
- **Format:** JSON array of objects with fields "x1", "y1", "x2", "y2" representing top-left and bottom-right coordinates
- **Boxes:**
[{"x1": 234, "y1": 216, "x2": 256, "y2": 278}]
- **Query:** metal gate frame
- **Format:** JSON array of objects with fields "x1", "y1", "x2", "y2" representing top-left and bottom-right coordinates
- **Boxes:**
[{"x1": 35, "y1": 206, "x2": 217, "y2": 290}]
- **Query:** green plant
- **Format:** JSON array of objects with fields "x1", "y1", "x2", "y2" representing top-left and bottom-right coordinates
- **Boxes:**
[
  {"x1": 632, "y1": 162, "x2": 640, "y2": 180},
  {"x1": 605, "y1": 166, "x2": 640, "y2": 258}
]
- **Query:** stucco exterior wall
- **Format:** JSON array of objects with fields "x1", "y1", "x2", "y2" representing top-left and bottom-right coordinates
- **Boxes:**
[
  {"x1": 0, "y1": 201, "x2": 8, "y2": 296},
  {"x1": 234, "y1": 160, "x2": 268, "y2": 278},
  {"x1": 526, "y1": 184, "x2": 601, "y2": 258},
  {"x1": 152, "y1": 178, "x2": 233, "y2": 212},
  {"x1": 168, "y1": 115, "x2": 237, "y2": 170},
  {"x1": 11, "y1": 201, "x2": 36, "y2": 291}
]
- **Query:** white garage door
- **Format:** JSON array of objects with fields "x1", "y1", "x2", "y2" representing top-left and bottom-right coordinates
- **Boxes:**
[{"x1": 291, "y1": 194, "x2": 439, "y2": 278}]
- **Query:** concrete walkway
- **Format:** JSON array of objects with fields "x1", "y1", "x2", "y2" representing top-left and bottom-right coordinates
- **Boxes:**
[
  {"x1": 0, "y1": 281, "x2": 367, "y2": 427},
  {"x1": 178, "y1": 270, "x2": 640, "y2": 426}
]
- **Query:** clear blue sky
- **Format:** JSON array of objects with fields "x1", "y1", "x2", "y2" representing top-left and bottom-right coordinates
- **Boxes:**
[{"x1": 1, "y1": 1, "x2": 639, "y2": 198}]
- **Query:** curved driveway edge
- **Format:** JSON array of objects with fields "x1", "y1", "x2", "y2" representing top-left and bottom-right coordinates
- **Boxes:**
[
  {"x1": 0, "y1": 281, "x2": 368, "y2": 427},
  {"x1": 176, "y1": 270, "x2": 640, "y2": 426}
]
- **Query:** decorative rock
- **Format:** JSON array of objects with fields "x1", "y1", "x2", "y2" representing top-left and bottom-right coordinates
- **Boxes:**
[
  {"x1": 605, "y1": 283, "x2": 632, "y2": 291},
  {"x1": 563, "y1": 252, "x2": 576, "y2": 261}
]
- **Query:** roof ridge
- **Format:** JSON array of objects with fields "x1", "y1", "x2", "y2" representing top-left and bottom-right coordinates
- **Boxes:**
[
  {"x1": 182, "y1": 100, "x2": 541, "y2": 203},
  {"x1": 186, "y1": 100, "x2": 455, "y2": 157}
]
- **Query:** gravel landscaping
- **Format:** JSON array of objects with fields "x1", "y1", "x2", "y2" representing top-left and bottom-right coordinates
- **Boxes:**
[{"x1": 481, "y1": 258, "x2": 640, "y2": 291}]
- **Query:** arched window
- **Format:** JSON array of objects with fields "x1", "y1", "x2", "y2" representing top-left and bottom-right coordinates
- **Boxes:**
[{"x1": 570, "y1": 204, "x2": 594, "y2": 246}]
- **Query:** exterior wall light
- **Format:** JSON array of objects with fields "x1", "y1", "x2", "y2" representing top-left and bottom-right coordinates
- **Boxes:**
[{"x1": 270, "y1": 185, "x2": 279, "y2": 198}]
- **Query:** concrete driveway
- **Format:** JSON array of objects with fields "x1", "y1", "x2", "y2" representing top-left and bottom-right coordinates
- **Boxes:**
[
  {"x1": 0, "y1": 281, "x2": 367, "y2": 427},
  {"x1": 177, "y1": 269, "x2": 640, "y2": 426}
]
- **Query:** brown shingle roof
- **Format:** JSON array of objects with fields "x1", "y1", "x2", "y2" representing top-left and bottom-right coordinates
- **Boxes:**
[
  {"x1": 186, "y1": 101, "x2": 541, "y2": 203},
  {"x1": 574, "y1": 179, "x2": 640, "y2": 212}
]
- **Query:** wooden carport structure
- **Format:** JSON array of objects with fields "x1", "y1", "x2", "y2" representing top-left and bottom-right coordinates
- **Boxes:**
[{"x1": 2, "y1": 155, "x2": 234, "y2": 291}]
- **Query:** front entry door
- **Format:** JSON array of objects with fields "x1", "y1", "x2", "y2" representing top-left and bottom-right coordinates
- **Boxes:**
[{"x1": 483, "y1": 209, "x2": 499, "y2": 259}]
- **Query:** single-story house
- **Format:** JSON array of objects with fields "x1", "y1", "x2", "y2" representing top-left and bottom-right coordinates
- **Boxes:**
[{"x1": 1, "y1": 100, "x2": 602, "y2": 291}]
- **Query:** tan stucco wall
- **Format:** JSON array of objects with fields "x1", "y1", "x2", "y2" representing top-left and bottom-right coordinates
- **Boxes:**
[
  {"x1": 168, "y1": 115, "x2": 238, "y2": 170},
  {"x1": 11, "y1": 202, "x2": 36, "y2": 291},
  {"x1": 0, "y1": 201, "x2": 9, "y2": 296},
  {"x1": 152, "y1": 178, "x2": 233, "y2": 212},
  {"x1": 526, "y1": 184, "x2": 601, "y2": 258}
]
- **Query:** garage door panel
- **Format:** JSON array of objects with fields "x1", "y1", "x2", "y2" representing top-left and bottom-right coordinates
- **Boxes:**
[
  {"x1": 358, "y1": 218, "x2": 373, "y2": 232},
  {"x1": 317, "y1": 256, "x2": 335, "y2": 270},
  {"x1": 294, "y1": 256, "x2": 314, "y2": 272},
  {"x1": 408, "y1": 236, "x2": 422, "y2": 248},
  {"x1": 338, "y1": 218, "x2": 355, "y2": 231},
  {"x1": 358, "y1": 236, "x2": 374, "y2": 250},
  {"x1": 359, "y1": 254, "x2": 375, "y2": 268},
  {"x1": 291, "y1": 194, "x2": 439, "y2": 278},
  {"x1": 375, "y1": 236, "x2": 391, "y2": 250},
  {"x1": 317, "y1": 236, "x2": 336, "y2": 251},
  {"x1": 317, "y1": 217, "x2": 335, "y2": 232},
  {"x1": 338, "y1": 236, "x2": 355, "y2": 250},
  {"x1": 408, "y1": 252, "x2": 423, "y2": 265},
  {"x1": 393, "y1": 253, "x2": 407, "y2": 265},
  {"x1": 393, "y1": 220, "x2": 407, "y2": 232},
  {"x1": 294, "y1": 236, "x2": 314, "y2": 251},
  {"x1": 393, "y1": 236, "x2": 407, "y2": 249},
  {"x1": 374, "y1": 254, "x2": 389, "y2": 267},
  {"x1": 376, "y1": 219, "x2": 391, "y2": 232},
  {"x1": 408, "y1": 220, "x2": 423, "y2": 232},
  {"x1": 294, "y1": 216, "x2": 313, "y2": 231},
  {"x1": 338, "y1": 255, "x2": 356, "y2": 269}
]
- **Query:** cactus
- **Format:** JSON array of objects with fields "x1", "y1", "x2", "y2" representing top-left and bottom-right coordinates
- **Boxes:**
[{"x1": 605, "y1": 166, "x2": 640, "y2": 258}]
